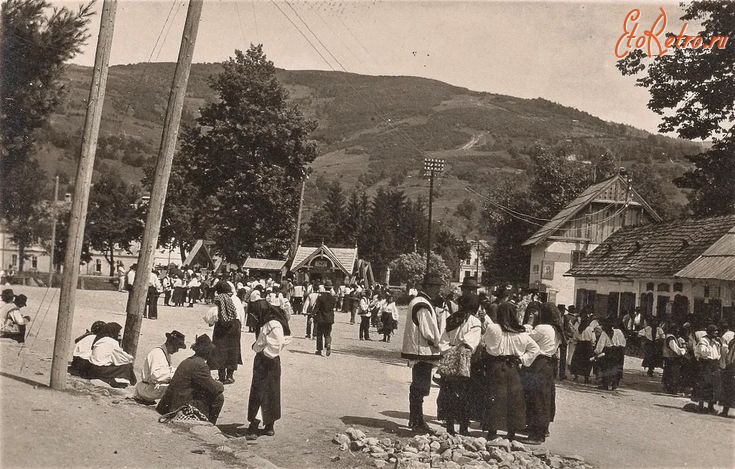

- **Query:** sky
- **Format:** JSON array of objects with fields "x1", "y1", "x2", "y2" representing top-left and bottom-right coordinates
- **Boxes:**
[{"x1": 58, "y1": 0, "x2": 695, "y2": 134}]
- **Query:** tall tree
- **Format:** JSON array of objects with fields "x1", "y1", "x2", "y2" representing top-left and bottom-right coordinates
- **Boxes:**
[
  {"x1": 0, "y1": 0, "x2": 93, "y2": 270},
  {"x1": 617, "y1": 1, "x2": 735, "y2": 215},
  {"x1": 86, "y1": 170, "x2": 142, "y2": 276},
  {"x1": 303, "y1": 181, "x2": 346, "y2": 245},
  {"x1": 167, "y1": 45, "x2": 317, "y2": 263},
  {"x1": 342, "y1": 190, "x2": 371, "y2": 248}
]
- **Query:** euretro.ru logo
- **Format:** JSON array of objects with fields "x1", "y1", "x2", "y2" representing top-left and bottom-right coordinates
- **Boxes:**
[{"x1": 615, "y1": 8, "x2": 729, "y2": 58}]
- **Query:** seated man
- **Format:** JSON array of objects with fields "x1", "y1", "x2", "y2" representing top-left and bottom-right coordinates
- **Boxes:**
[
  {"x1": 69, "y1": 320, "x2": 107, "y2": 376},
  {"x1": 86, "y1": 322, "x2": 137, "y2": 388},
  {"x1": 156, "y1": 334, "x2": 225, "y2": 424},
  {"x1": 0, "y1": 293, "x2": 30, "y2": 343},
  {"x1": 134, "y1": 330, "x2": 186, "y2": 404}
]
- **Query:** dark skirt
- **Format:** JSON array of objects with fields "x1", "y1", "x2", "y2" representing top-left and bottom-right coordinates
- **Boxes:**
[
  {"x1": 437, "y1": 377, "x2": 471, "y2": 422},
  {"x1": 247, "y1": 353, "x2": 282, "y2": 424},
  {"x1": 173, "y1": 287, "x2": 186, "y2": 305},
  {"x1": 719, "y1": 365, "x2": 735, "y2": 408},
  {"x1": 380, "y1": 312, "x2": 396, "y2": 334},
  {"x1": 570, "y1": 341, "x2": 593, "y2": 377},
  {"x1": 680, "y1": 355, "x2": 698, "y2": 391},
  {"x1": 209, "y1": 319, "x2": 242, "y2": 370},
  {"x1": 68, "y1": 356, "x2": 91, "y2": 376},
  {"x1": 483, "y1": 357, "x2": 526, "y2": 432},
  {"x1": 468, "y1": 349, "x2": 489, "y2": 424},
  {"x1": 598, "y1": 346, "x2": 624, "y2": 387},
  {"x1": 522, "y1": 355, "x2": 556, "y2": 431},
  {"x1": 693, "y1": 360, "x2": 721, "y2": 403},
  {"x1": 83, "y1": 362, "x2": 137, "y2": 387},
  {"x1": 662, "y1": 356, "x2": 683, "y2": 393},
  {"x1": 642, "y1": 340, "x2": 663, "y2": 369}
]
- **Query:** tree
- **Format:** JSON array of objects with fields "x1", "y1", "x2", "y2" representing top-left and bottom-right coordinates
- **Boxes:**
[
  {"x1": 86, "y1": 170, "x2": 142, "y2": 276},
  {"x1": 617, "y1": 1, "x2": 735, "y2": 215},
  {"x1": 303, "y1": 181, "x2": 346, "y2": 245},
  {"x1": 342, "y1": 190, "x2": 371, "y2": 248},
  {"x1": 0, "y1": 0, "x2": 93, "y2": 270},
  {"x1": 166, "y1": 45, "x2": 317, "y2": 263},
  {"x1": 388, "y1": 251, "x2": 451, "y2": 289}
]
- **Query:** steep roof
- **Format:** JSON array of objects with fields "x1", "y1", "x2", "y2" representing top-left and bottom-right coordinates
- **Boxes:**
[
  {"x1": 290, "y1": 245, "x2": 358, "y2": 275},
  {"x1": 566, "y1": 215, "x2": 735, "y2": 279},
  {"x1": 522, "y1": 174, "x2": 661, "y2": 246},
  {"x1": 676, "y1": 225, "x2": 735, "y2": 281},
  {"x1": 242, "y1": 258, "x2": 287, "y2": 271}
]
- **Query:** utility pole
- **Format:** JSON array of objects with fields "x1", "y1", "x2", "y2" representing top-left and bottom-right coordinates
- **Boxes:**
[
  {"x1": 122, "y1": 0, "x2": 203, "y2": 356},
  {"x1": 475, "y1": 236, "x2": 480, "y2": 283},
  {"x1": 293, "y1": 177, "x2": 306, "y2": 255},
  {"x1": 50, "y1": 0, "x2": 117, "y2": 391},
  {"x1": 423, "y1": 158, "x2": 445, "y2": 279},
  {"x1": 48, "y1": 175, "x2": 59, "y2": 285}
]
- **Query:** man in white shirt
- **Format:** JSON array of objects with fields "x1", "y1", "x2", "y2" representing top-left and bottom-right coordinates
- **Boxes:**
[
  {"x1": 134, "y1": 331, "x2": 186, "y2": 404},
  {"x1": 291, "y1": 282, "x2": 305, "y2": 314}
]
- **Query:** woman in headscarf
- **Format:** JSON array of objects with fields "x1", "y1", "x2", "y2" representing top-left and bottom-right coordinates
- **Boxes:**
[
  {"x1": 380, "y1": 292, "x2": 399, "y2": 342},
  {"x1": 436, "y1": 295, "x2": 482, "y2": 435},
  {"x1": 692, "y1": 324, "x2": 722, "y2": 413},
  {"x1": 523, "y1": 303, "x2": 563, "y2": 444},
  {"x1": 84, "y1": 322, "x2": 137, "y2": 387},
  {"x1": 639, "y1": 316, "x2": 664, "y2": 377},
  {"x1": 69, "y1": 320, "x2": 106, "y2": 376},
  {"x1": 208, "y1": 281, "x2": 242, "y2": 384},
  {"x1": 718, "y1": 330, "x2": 735, "y2": 417},
  {"x1": 593, "y1": 317, "x2": 627, "y2": 390},
  {"x1": 245, "y1": 296, "x2": 292, "y2": 437},
  {"x1": 570, "y1": 312, "x2": 595, "y2": 383},
  {"x1": 481, "y1": 302, "x2": 539, "y2": 441}
]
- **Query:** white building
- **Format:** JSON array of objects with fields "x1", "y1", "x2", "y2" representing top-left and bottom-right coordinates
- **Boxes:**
[
  {"x1": 522, "y1": 174, "x2": 660, "y2": 306},
  {"x1": 458, "y1": 240, "x2": 489, "y2": 283},
  {"x1": 567, "y1": 215, "x2": 735, "y2": 325}
]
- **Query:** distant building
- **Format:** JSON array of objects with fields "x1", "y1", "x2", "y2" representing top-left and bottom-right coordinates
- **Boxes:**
[
  {"x1": 289, "y1": 244, "x2": 374, "y2": 286},
  {"x1": 567, "y1": 215, "x2": 735, "y2": 325},
  {"x1": 458, "y1": 240, "x2": 489, "y2": 284},
  {"x1": 522, "y1": 174, "x2": 661, "y2": 305}
]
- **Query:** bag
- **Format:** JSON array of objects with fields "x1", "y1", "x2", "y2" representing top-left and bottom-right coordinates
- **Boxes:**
[
  {"x1": 437, "y1": 344, "x2": 472, "y2": 378},
  {"x1": 158, "y1": 404, "x2": 211, "y2": 425}
]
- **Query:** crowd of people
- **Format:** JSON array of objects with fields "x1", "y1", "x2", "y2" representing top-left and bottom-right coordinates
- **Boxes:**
[{"x1": 401, "y1": 275, "x2": 735, "y2": 445}]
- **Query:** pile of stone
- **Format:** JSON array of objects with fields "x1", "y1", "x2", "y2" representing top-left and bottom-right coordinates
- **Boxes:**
[{"x1": 332, "y1": 427, "x2": 593, "y2": 469}]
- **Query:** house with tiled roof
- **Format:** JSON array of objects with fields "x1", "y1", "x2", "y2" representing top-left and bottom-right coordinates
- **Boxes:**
[
  {"x1": 522, "y1": 173, "x2": 661, "y2": 306},
  {"x1": 289, "y1": 244, "x2": 374, "y2": 286},
  {"x1": 566, "y1": 215, "x2": 735, "y2": 325}
]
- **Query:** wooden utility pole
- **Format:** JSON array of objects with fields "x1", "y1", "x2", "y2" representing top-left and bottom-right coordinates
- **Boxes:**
[
  {"x1": 293, "y1": 177, "x2": 306, "y2": 254},
  {"x1": 121, "y1": 0, "x2": 203, "y2": 356},
  {"x1": 48, "y1": 174, "x2": 59, "y2": 285},
  {"x1": 423, "y1": 158, "x2": 445, "y2": 279},
  {"x1": 50, "y1": 0, "x2": 117, "y2": 391}
]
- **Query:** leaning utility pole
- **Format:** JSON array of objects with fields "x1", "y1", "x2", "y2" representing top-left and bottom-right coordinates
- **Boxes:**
[
  {"x1": 292, "y1": 177, "x2": 307, "y2": 255},
  {"x1": 121, "y1": 0, "x2": 203, "y2": 356},
  {"x1": 50, "y1": 0, "x2": 117, "y2": 391}
]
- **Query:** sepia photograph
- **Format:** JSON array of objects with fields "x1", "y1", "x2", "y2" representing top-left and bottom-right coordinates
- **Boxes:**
[{"x1": 0, "y1": 0, "x2": 733, "y2": 467}]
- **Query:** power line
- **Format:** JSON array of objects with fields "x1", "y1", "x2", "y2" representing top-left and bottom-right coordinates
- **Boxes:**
[
  {"x1": 148, "y1": 0, "x2": 178, "y2": 62},
  {"x1": 155, "y1": 1, "x2": 185, "y2": 62}
]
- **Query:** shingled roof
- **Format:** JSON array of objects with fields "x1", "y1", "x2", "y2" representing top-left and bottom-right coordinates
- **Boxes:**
[
  {"x1": 522, "y1": 174, "x2": 661, "y2": 246},
  {"x1": 566, "y1": 215, "x2": 735, "y2": 279},
  {"x1": 676, "y1": 225, "x2": 735, "y2": 281},
  {"x1": 242, "y1": 258, "x2": 287, "y2": 271},
  {"x1": 290, "y1": 245, "x2": 358, "y2": 275}
]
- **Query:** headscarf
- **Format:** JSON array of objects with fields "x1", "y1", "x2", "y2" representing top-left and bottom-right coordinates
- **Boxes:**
[
  {"x1": 446, "y1": 294, "x2": 479, "y2": 332},
  {"x1": 214, "y1": 293, "x2": 238, "y2": 322},
  {"x1": 539, "y1": 302, "x2": 564, "y2": 341},
  {"x1": 496, "y1": 302, "x2": 525, "y2": 334},
  {"x1": 257, "y1": 303, "x2": 291, "y2": 336},
  {"x1": 94, "y1": 322, "x2": 122, "y2": 344},
  {"x1": 523, "y1": 301, "x2": 541, "y2": 327},
  {"x1": 75, "y1": 320, "x2": 106, "y2": 343}
]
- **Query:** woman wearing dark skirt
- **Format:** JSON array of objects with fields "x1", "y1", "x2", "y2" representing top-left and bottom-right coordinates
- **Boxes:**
[
  {"x1": 246, "y1": 302, "x2": 291, "y2": 437},
  {"x1": 692, "y1": 324, "x2": 722, "y2": 413},
  {"x1": 593, "y1": 318, "x2": 627, "y2": 390},
  {"x1": 208, "y1": 282, "x2": 242, "y2": 384},
  {"x1": 570, "y1": 314, "x2": 595, "y2": 383},
  {"x1": 524, "y1": 303, "x2": 563, "y2": 444},
  {"x1": 481, "y1": 302, "x2": 540, "y2": 441},
  {"x1": 718, "y1": 336, "x2": 735, "y2": 417},
  {"x1": 85, "y1": 322, "x2": 137, "y2": 388}
]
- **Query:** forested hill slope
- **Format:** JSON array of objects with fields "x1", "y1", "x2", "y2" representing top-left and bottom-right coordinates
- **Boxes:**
[{"x1": 36, "y1": 63, "x2": 702, "y2": 231}]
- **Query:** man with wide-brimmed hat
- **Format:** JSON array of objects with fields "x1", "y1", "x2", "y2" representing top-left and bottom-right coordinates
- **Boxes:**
[
  {"x1": 0, "y1": 292, "x2": 30, "y2": 343},
  {"x1": 135, "y1": 330, "x2": 187, "y2": 404},
  {"x1": 157, "y1": 334, "x2": 225, "y2": 424},
  {"x1": 313, "y1": 279, "x2": 336, "y2": 356},
  {"x1": 401, "y1": 272, "x2": 444, "y2": 432}
]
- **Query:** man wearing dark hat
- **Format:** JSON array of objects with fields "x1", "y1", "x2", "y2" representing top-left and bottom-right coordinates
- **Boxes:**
[
  {"x1": 460, "y1": 276, "x2": 479, "y2": 297},
  {"x1": 0, "y1": 293, "x2": 30, "y2": 343},
  {"x1": 135, "y1": 330, "x2": 187, "y2": 404},
  {"x1": 157, "y1": 334, "x2": 225, "y2": 424},
  {"x1": 313, "y1": 279, "x2": 336, "y2": 356},
  {"x1": 401, "y1": 273, "x2": 443, "y2": 432}
]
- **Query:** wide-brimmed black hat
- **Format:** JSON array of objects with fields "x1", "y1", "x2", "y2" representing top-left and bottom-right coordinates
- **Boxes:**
[
  {"x1": 461, "y1": 277, "x2": 478, "y2": 289},
  {"x1": 14, "y1": 294, "x2": 27, "y2": 307},
  {"x1": 422, "y1": 273, "x2": 444, "y2": 287},
  {"x1": 165, "y1": 330, "x2": 186, "y2": 349},
  {"x1": 191, "y1": 334, "x2": 215, "y2": 354}
]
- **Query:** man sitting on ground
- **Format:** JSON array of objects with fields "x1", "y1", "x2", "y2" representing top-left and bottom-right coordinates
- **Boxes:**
[
  {"x1": 0, "y1": 293, "x2": 30, "y2": 343},
  {"x1": 157, "y1": 334, "x2": 225, "y2": 424},
  {"x1": 134, "y1": 330, "x2": 186, "y2": 404},
  {"x1": 69, "y1": 320, "x2": 107, "y2": 376}
]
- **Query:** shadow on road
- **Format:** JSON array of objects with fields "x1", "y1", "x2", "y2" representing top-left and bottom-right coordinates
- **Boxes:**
[
  {"x1": 329, "y1": 346, "x2": 406, "y2": 367},
  {"x1": 0, "y1": 370, "x2": 48, "y2": 388},
  {"x1": 217, "y1": 423, "x2": 249, "y2": 438},
  {"x1": 340, "y1": 415, "x2": 417, "y2": 437}
]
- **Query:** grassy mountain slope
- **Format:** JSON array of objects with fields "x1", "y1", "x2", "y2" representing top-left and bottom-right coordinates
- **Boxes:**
[{"x1": 36, "y1": 63, "x2": 703, "y2": 235}]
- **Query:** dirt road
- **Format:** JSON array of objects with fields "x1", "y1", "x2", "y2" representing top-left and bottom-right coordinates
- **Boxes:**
[{"x1": 2, "y1": 287, "x2": 733, "y2": 468}]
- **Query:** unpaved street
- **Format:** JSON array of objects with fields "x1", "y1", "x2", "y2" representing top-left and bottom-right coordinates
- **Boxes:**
[{"x1": 2, "y1": 287, "x2": 734, "y2": 468}]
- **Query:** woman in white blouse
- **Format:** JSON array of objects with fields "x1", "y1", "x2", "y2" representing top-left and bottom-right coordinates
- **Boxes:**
[
  {"x1": 593, "y1": 318, "x2": 627, "y2": 390},
  {"x1": 436, "y1": 295, "x2": 482, "y2": 435},
  {"x1": 570, "y1": 311, "x2": 596, "y2": 383},
  {"x1": 481, "y1": 302, "x2": 539, "y2": 441},
  {"x1": 85, "y1": 322, "x2": 137, "y2": 388},
  {"x1": 524, "y1": 303, "x2": 563, "y2": 444}
]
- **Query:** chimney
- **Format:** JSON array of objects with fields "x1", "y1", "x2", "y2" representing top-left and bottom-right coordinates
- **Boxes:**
[{"x1": 64, "y1": 193, "x2": 72, "y2": 203}]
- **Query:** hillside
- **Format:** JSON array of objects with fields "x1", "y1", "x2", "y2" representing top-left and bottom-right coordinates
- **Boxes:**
[{"x1": 36, "y1": 63, "x2": 703, "y2": 234}]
